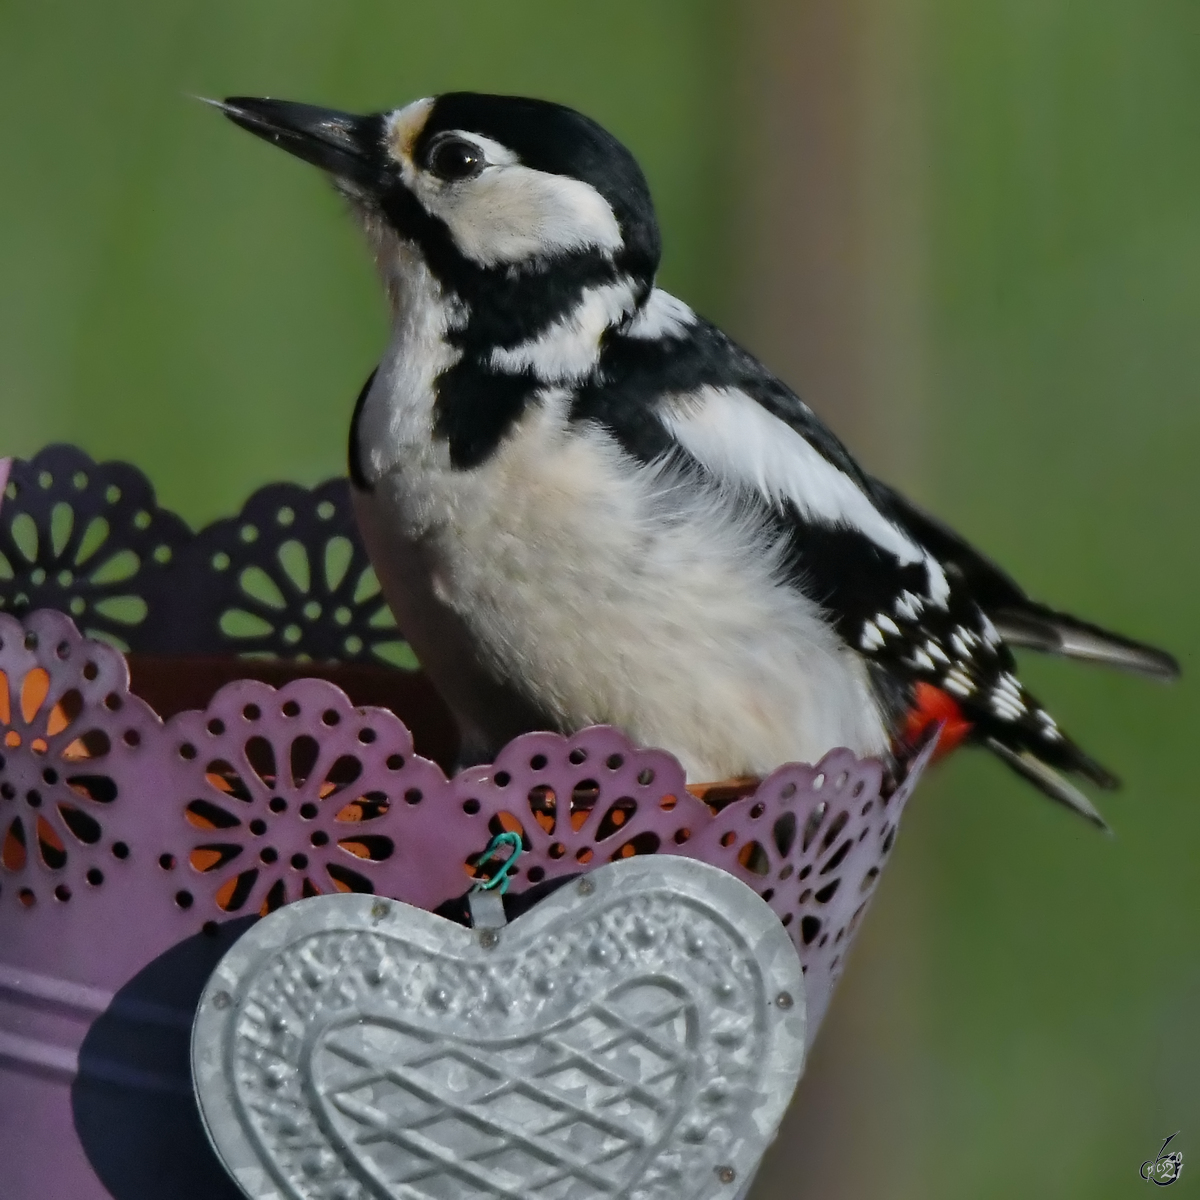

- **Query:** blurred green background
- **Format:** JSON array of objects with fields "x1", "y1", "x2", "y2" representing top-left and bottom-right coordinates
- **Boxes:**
[{"x1": 0, "y1": 1, "x2": 1195, "y2": 1196}]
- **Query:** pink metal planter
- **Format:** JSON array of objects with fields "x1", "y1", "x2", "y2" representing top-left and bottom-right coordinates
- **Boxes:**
[{"x1": 0, "y1": 447, "x2": 930, "y2": 1200}]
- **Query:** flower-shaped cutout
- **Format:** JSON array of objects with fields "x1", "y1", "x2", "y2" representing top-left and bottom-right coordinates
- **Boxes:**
[
  {"x1": 447, "y1": 728, "x2": 693, "y2": 891},
  {"x1": 0, "y1": 609, "x2": 160, "y2": 911},
  {"x1": 0, "y1": 448, "x2": 421, "y2": 666},
  {"x1": 0, "y1": 445, "x2": 190, "y2": 652},
  {"x1": 444, "y1": 727, "x2": 934, "y2": 1039},
  {"x1": 160, "y1": 679, "x2": 448, "y2": 916},
  {"x1": 181, "y1": 478, "x2": 415, "y2": 667},
  {"x1": 686, "y1": 737, "x2": 936, "y2": 1032},
  {"x1": 0, "y1": 606, "x2": 933, "y2": 1057}
]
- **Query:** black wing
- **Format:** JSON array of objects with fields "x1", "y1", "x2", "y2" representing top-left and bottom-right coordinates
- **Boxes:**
[{"x1": 574, "y1": 301, "x2": 1129, "y2": 823}]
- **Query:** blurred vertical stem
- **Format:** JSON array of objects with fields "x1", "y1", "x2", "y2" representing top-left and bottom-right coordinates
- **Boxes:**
[
  {"x1": 728, "y1": 2, "x2": 934, "y2": 1198},
  {"x1": 728, "y1": 0, "x2": 930, "y2": 496}
]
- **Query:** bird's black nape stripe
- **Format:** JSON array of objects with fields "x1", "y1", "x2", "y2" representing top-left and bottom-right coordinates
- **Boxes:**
[
  {"x1": 348, "y1": 367, "x2": 378, "y2": 491},
  {"x1": 455, "y1": 252, "x2": 633, "y2": 352}
]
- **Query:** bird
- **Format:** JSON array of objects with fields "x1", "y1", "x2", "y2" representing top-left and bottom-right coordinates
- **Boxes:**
[{"x1": 215, "y1": 91, "x2": 1178, "y2": 828}]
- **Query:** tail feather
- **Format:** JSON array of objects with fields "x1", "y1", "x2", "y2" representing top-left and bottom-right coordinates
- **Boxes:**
[
  {"x1": 984, "y1": 738, "x2": 1113, "y2": 833},
  {"x1": 902, "y1": 677, "x2": 1119, "y2": 829},
  {"x1": 871, "y1": 478, "x2": 1176, "y2": 825},
  {"x1": 967, "y1": 676, "x2": 1120, "y2": 829},
  {"x1": 993, "y1": 604, "x2": 1180, "y2": 681}
]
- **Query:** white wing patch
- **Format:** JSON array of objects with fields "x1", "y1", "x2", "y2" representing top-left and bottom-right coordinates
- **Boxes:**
[
  {"x1": 894, "y1": 590, "x2": 925, "y2": 621},
  {"x1": 624, "y1": 288, "x2": 696, "y2": 340},
  {"x1": 661, "y1": 386, "x2": 929, "y2": 570},
  {"x1": 922, "y1": 551, "x2": 951, "y2": 607},
  {"x1": 491, "y1": 279, "x2": 638, "y2": 383}
]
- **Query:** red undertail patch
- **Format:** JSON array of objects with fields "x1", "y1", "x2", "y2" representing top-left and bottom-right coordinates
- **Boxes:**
[{"x1": 902, "y1": 681, "x2": 973, "y2": 761}]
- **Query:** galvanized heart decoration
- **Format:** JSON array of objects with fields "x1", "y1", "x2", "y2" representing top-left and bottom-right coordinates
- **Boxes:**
[{"x1": 193, "y1": 857, "x2": 805, "y2": 1200}]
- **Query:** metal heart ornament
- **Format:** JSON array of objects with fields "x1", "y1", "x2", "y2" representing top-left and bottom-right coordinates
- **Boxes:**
[{"x1": 193, "y1": 857, "x2": 806, "y2": 1200}]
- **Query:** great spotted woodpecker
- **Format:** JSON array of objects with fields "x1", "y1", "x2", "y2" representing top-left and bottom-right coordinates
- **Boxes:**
[{"x1": 217, "y1": 92, "x2": 1178, "y2": 828}]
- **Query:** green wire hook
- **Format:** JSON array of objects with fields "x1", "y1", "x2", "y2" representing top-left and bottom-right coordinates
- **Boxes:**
[{"x1": 470, "y1": 830, "x2": 523, "y2": 896}]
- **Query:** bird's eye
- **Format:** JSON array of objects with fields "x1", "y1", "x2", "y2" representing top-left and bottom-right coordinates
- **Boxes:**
[{"x1": 427, "y1": 137, "x2": 485, "y2": 181}]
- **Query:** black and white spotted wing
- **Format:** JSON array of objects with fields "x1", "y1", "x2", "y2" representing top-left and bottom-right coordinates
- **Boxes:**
[{"x1": 574, "y1": 306, "x2": 1118, "y2": 818}]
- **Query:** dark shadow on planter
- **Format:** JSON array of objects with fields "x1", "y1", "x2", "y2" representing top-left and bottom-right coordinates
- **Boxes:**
[{"x1": 71, "y1": 916, "x2": 258, "y2": 1200}]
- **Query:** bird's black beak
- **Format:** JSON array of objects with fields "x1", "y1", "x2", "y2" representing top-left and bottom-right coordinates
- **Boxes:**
[{"x1": 215, "y1": 97, "x2": 385, "y2": 190}]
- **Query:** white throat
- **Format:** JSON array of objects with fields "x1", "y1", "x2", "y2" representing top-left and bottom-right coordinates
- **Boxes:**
[{"x1": 353, "y1": 241, "x2": 463, "y2": 488}]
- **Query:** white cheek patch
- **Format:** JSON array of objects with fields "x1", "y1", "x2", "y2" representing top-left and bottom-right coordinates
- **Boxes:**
[
  {"x1": 662, "y1": 386, "x2": 926, "y2": 569},
  {"x1": 409, "y1": 163, "x2": 624, "y2": 267},
  {"x1": 383, "y1": 107, "x2": 624, "y2": 267}
]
